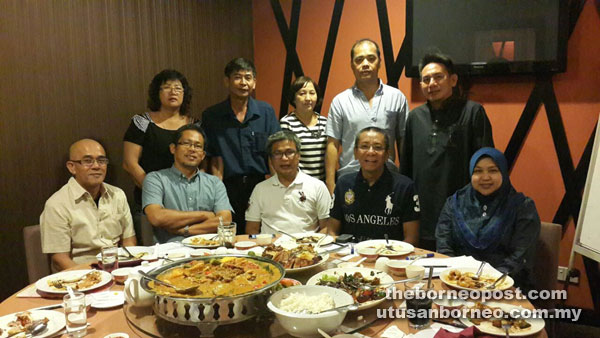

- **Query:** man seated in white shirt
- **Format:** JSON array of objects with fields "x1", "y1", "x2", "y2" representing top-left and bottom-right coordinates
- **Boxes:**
[
  {"x1": 40, "y1": 139, "x2": 136, "y2": 271},
  {"x1": 246, "y1": 131, "x2": 331, "y2": 234}
]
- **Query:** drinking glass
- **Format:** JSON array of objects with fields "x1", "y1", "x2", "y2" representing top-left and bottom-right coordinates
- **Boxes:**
[
  {"x1": 101, "y1": 245, "x2": 119, "y2": 272},
  {"x1": 404, "y1": 280, "x2": 433, "y2": 329},
  {"x1": 218, "y1": 222, "x2": 236, "y2": 248},
  {"x1": 63, "y1": 291, "x2": 87, "y2": 337}
]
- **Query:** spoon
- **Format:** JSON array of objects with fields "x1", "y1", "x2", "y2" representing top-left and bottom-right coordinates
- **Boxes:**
[
  {"x1": 305, "y1": 302, "x2": 359, "y2": 314},
  {"x1": 360, "y1": 276, "x2": 422, "y2": 291},
  {"x1": 337, "y1": 256, "x2": 367, "y2": 268},
  {"x1": 503, "y1": 321, "x2": 511, "y2": 338},
  {"x1": 472, "y1": 261, "x2": 487, "y2": 280},
  {"x1": 122, "y1": 246, "x2": 135, "y2": 258},
  {"x1": 487, "y1": 271, "x2": 509, "y2": 289},
  {"x1": 317, "y1": 328, "x2": 332, "y2": 338},
  {"x1": 138, "y1": 271, "x2": 198, "y2": 294},
  {"x1": 384, "y1": 234, "x2": 393, "y2": 250},
  {"x1": 27, "y1": 321, "x2": 47, "y2": 337}
]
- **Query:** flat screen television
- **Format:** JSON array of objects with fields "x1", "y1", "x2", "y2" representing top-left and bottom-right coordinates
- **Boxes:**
[{"x1": 405, "y1": 0, "x2": 569, "y2": 78}]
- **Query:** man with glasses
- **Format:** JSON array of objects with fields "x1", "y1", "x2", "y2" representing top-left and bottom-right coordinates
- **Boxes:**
[
  {"x1": 328, "y1": 127, "x2": 419, "y2": 245},
  {"x1": 40, "y1": 139, "x2": 136, "y2": 271},
  {"x1": 143, "y1": 124, "x2": 233, "y2": 243},
  {"x1": 401, "y1": 53, "x2": 494, "y2": 250},
  {"x1": 202, "y1": 58, "x2": 280, "y2": 234},
  {"x1": 246, "y1": 131, "x2": 331, "y2": 234},
  {"x1": 325, "y1": 38, "x2": 409, "y2": 195}
]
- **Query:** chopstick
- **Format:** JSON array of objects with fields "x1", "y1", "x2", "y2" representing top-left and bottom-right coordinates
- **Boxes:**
[
  {"x1": 122, "y1": 246, "x2": 135, "y2": 258},
  {"x1": 432, "y1": 319, "x2": 467, "y2": 329}
]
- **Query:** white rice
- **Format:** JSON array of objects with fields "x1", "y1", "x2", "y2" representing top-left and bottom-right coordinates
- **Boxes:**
[{"x1": 278, "y1": 292, "x2": 335, "y2": 314}]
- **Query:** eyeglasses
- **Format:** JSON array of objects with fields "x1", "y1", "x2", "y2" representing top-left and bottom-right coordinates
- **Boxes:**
[
  {"x1": 177, "y1": 142, "x2": 204, "y2": 151},
  {"x1": 272, "y1": 150, "x2": 297, "y2": 159},
  {"x1": 160, "y1": 85, "x2": 184, "y2": 94},
  {"x1": 357, "y1": 144, "x2": 386, "y2": 153},
  {"x1": 70, "y1": 157, "x2": 109, "y2": 167},
  {"x1": 420, "y1": 74, "x2": 447, "y2": 85}
]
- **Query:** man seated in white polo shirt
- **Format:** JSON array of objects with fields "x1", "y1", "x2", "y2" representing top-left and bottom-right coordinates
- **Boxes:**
[{"x1": 246, "y1": 131, "x2": 331, "y2": 234}]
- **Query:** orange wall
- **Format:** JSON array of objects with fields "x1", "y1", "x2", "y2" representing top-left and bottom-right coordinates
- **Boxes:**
[{"x1": 253, "y1": 0, "x2": 600, "y2": 308}]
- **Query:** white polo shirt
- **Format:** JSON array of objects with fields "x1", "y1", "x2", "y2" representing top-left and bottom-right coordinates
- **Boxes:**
[{"x1": 245, "y1": 171, "x2": 331, "y2": 234}]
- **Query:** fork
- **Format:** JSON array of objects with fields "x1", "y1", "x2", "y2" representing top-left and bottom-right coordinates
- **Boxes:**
[
  {"x1": 487, "y1": 271, "x2": 509, "y2": 289},
  {"x1": 383, "y1": 234, "x2": 393, "y2": 250}
]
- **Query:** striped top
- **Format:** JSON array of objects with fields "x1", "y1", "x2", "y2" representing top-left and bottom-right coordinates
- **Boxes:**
[{"x1": 280, "y1": 112, "x2": 327, "y2": 180}]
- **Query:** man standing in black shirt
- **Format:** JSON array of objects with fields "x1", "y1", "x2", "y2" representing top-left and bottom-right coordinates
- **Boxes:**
[{"x1": 401, "y1": 53, "x2": 494, "y2": 251}]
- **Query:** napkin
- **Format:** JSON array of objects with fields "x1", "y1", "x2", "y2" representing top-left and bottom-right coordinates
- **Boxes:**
[
  {"x1": 412, "y1": 256, "x2": 502, "y2": 278},
  {"x1": 17, "y1": 285, "x2": 41, "y2": 298},
  {"x1": 433, "y1": 326, "x2": 495, "y2": 338}
]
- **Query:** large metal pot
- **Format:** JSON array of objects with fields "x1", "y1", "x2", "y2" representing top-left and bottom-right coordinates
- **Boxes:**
[{"x1": 140, "y1": 255, "x2": 284, "y2": 336}]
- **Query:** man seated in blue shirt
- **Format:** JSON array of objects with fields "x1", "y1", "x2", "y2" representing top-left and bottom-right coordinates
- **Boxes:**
[
  {"x1": 202, "y1": 58, "x2": 280, "y2": 234},
  {"x1": 142, "y1": 124, "x2": 233, "y2": 243},
  {"x1": 328, "y1": 127, "x2": 419, "y2": 245}
]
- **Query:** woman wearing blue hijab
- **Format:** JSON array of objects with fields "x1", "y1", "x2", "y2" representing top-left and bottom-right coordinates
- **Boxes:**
[{"x1": 436, "y1": 147, "x2": 541, "y2": 290}]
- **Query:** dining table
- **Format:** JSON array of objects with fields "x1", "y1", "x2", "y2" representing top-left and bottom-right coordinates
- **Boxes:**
[{"x1": 0, "y1": 234, "x2": 548, "y2": 337}]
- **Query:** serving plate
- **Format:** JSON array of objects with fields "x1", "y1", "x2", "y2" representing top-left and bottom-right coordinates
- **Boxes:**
[
  {"x1": 35, "y1": 269, "x2": 112, "y2": 294},
  {"x1": 87, "y1": 291, "x2": 125, "y2": 309},
  {"x1": 354, "y1": 239, "x2": 414, "y2": 256},
  {"x1": 306, "y1": 267, "x2": 393, "y2": 310},
  {"x1": 0, "y1": 310, "x2": 65, "y2": 338},
  {"x1": 94, "y1": 246, "x2": 156, "y2": 266},
  {"x1": 439, "y1": 267, "x2": 514, "y2": 291},
  {"x1": 459, "y1": 301, "x2": 545, "y2": 336},
  {"x1": 285, "y1": 253, "x2": 330, "y2": 273},
  {"x1": 181, "y1": 233, "x2": 220, "y2": 248}
]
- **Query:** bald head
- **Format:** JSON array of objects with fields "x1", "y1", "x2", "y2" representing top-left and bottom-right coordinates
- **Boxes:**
[{"x1": 66, "y1": 139, "x2": 108, "y2": 196}]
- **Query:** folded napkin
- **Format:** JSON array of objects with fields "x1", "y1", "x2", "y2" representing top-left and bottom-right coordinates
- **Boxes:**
[
  {"x1": 434, "y1": 326, "x2": 495, "y2": 338},
  {"x1": 413, "y1": 256, "x2": 502, "y2": 278},
  {"x1": 16, "y1": 285, "x2": 41, "y2": 298}
]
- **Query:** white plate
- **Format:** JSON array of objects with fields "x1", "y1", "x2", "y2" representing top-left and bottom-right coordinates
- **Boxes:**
[
  {"x1": 285, "y1": 253, "x2": 330, "y2": 273},
  {"x1": 459, "y1": 302, "x2": 545, "y2": 336},
  {"x1": 94, "y1": 246, "x2": 155, "y2": 263},
  {"x1": 181, "y1": 234, "x2": 221, "y2": 248},
  {"x1": 88, "y1": 291, "x2": 125, "y2": 309},
  {"x1": 354, "y1": 239, "x2": 414, "y2": 256},
  {"x1": 274, "y1": 233, "x2": 335, "y2": 246},
  {"x1": 306, "y1": 267, "x2": 394, "y2": 310},
  {"x1": 36, "y1": 269, "x2": 112, "y2": 294},
  {"x1": 439, "y1": 267, "x2": 514, "y2": 291},
  {"x1": 0, "y1": 310, "x2": 65, "y2": 338}
]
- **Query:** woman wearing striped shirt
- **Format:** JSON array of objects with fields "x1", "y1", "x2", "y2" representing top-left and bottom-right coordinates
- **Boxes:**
[{"x1": 280, "y1": 76, "x2": 327, "y2": 180}]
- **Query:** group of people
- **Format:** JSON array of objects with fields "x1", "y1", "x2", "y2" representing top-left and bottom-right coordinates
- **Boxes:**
[{"x1": 39, "y1": 38, "x2": 541, "y2": 290}]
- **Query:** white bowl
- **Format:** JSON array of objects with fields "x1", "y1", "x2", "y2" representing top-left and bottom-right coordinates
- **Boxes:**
[
  {"x1": 268, "y1": 285, "x2": 353, "y2": 337},
  {"x1": 103, "y1": 333, "x2": 129, "y2": 338},
  {"x1": 256, "y1": 234, "x2": 273, "y2": 246},
  {"x1": 234, "y1": 241, "x2": 257, "y2": 250},
  {"x1": 405, "y1": 265, "x2": 425, "y2": 279},
  {"x1": 357, "y1": 247, "x2": 378, "y2": 262},
  {"x1": 111, "y1": 267, "x2": 132, "y2": 284},
  {"x1": 386, "y1": 260, "x2": 410, "y2": 277}
]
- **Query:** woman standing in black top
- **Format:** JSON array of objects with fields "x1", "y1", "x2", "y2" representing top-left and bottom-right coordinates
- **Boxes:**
[{"x1": 123, "y1": 70, "x2": 196, "y2": 240}]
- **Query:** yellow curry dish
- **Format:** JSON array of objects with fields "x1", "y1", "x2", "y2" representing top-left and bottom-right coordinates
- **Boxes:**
[{"x1": 149, "y1": 257, "x2": 283, "y2": 298}]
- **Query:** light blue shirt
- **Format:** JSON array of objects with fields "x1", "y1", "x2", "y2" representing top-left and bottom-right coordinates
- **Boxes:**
[
  {"x1": 326, "y1": 80, "x2": 408, "y2": 176},
  {"x1": 142, "y1": 166, "x2": 233, "y2": 243}
]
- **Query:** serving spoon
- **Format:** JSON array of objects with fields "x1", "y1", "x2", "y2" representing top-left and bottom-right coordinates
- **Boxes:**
[
  {"x1": 359, "y1": 276, "x2": 422, "y2": 291},
  {"x1": 138, "y1": 271, "x2": 198, "y2": 294}
]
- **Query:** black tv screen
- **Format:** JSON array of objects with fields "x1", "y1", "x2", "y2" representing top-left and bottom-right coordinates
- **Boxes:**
[{"x1": 405, "y1": 0, "x2": 569, "y2": 77}]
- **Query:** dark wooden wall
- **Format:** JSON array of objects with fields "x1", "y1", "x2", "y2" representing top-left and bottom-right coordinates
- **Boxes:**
[{"x1": 0, "y1": 0, "x2": 253, "y2": 300}]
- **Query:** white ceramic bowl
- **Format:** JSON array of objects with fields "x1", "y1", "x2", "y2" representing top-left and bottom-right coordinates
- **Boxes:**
[
  {"x1": 357, "y1": 247, "x2": 378, "y2": 262},
  {"x1": 111, "y1": 267, "x2": 132, "y2": 284},
  {"x1": 386, "y1": 260, "x2": 410, "y2": 277},
  {"x1": 405, "y1": 265, "x2": 425, "y2": 279},
  {"x1": 103, "y1": 333, "x2": 129, "y2": 338},
  {"x1": 256, "y1": 234, "x2": 273, "y2": 246},
  {"x1": 267, "y1": 285, "x2": 353, "y2": 337}
]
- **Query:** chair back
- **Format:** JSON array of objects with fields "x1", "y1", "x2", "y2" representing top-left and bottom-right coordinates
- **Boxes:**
[
  {"x1": 533, "y1": 222, "x2": 561, "y2": 303},
  {"x1": 140, "y1": 215, "x2": 155, "y2": 246},
  {"x1": 23, "y1": 225, "x2": 51, "y2": 283}
]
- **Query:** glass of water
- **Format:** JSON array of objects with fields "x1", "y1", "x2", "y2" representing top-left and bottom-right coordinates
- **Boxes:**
[
  {"x1": 101, "y1": 245, "x2": 118, "y2": 272},
  {"x1": 63, "y1": 291, "x2": 87, "y2": 337},
  {"x1": 218, "y1": 222, "x2": 236, "y2": 248}
]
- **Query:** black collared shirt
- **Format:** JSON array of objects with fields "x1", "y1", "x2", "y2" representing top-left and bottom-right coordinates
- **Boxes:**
[{"x1": 330, "y1": 167, "x2": 420, "y2": 242}]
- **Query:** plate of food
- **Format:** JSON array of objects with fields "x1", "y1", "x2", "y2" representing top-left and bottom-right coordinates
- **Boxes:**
[
  {"x1": 0, "y1": 310, "x2": 65, "y2": 338},
  {"x1": 440, "y1": 267, "x2": 514, "y2": 291},
  {"x1": 275, "y1": 233, "x2": 335, "y2": 246},
  {"x1": 95, "y1": 246, "x2": 155, "y2": 266},
  {"x1": 35, "y1": 269, "x2": 112, "y2": 294},
  {"x1": 306, "y1": 267, "x2": 394, "y2": 310},
  {"x1": 181, "y1": 234, "x2": 220, "y2": 248},
  {"x1": 354, "y1": 239, "x2": 414, "y2": 256},
  {"x1": 460, "y1": 302, "x2": 545, "y2": 336},
  {"x1": 261, "y1": 244, "x2": 329, "y2": 273}
]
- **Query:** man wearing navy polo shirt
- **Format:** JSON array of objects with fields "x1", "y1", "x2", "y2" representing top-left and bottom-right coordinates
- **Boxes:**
[
  {"x1": 328, "y1": 127, "x2": 419, "y2": 245},
  {"x1": 202, "y1": 58, "x2": 280, "y2": 234}
]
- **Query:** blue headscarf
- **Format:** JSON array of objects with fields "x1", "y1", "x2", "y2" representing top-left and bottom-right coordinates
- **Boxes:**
[{"x1": 450, "y1": 147, "x2": 525, "y2": 250}]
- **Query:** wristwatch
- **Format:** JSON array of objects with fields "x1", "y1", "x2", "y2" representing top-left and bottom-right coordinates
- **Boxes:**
[{"x1": 183, "y1": 225, "x2": 190, "y2": 237}]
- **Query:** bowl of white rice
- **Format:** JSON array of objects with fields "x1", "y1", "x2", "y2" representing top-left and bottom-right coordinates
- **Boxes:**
[{"x1": 267, "y1": 285, "x2": 354, "y2": 337}]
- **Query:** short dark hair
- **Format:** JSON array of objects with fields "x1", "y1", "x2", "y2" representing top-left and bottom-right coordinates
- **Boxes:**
[
  {"x1": 173, "y1": 124, "x2": 206, "y2": 148},
  {"x1": 266, "y1": 130, "x2": 301, "y2": 156},
  {"x1": 418, "y1": 52, "x2": 456, "y2": 75},
  {"x1": 350, "y1": 38, "x2": 380, "y2": 61},
  {"x1": 224, "y1": 57, "x2": 257, "y2": 78},
  {"x1": 354, "y1": 126, "x2": 390, "y2": 151},
  {"x1": 147, "y1": 69, "x2": 192, "y2": 115},
  {"x1": 288, "y1": 76, "x2": 323, "y2": 110}
]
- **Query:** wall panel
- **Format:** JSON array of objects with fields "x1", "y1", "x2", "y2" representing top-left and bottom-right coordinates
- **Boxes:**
[{"x1": 0, "y1": 0, "x2": 253, "y2": 300}]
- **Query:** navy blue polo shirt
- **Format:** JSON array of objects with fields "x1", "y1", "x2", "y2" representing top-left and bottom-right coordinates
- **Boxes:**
[
  {"x1": 330, "y1": 167, "x2": 420, "y2": 241},
  {"x1": 202, "y1": 97, "x2": 281, "y2": 179}
]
